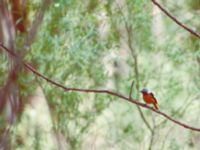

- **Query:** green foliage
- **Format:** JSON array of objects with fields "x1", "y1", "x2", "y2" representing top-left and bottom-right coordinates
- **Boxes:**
[{"x1": 0, "y1": 0, "x2": 199, "y2": 149}]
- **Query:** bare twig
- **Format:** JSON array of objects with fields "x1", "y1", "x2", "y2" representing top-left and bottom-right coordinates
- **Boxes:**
[
  {"x1": 151, "y1": 0, "x2": 200, "y2": 39},
  {"x1": 148, "y1": 114, "x2": 156, "y2": 150},
  {"x1": 24, "y1": 0, "x2": 52, "y2": 49},
  {"x1": 129, "y1": 80, "x2": 134, "y2": 99},
  {"x1": 129, "y1": 80, "x2": 153, "y2": 132},
  {"x1": 157, "y1": 95, "x2": 195, "y2": 127},
  {"x1": 116, "y1": 3, "x2": 153, "y2": 132},
  {"x1": 1, "y1": 43, "x2": 200, "y2": 132}
]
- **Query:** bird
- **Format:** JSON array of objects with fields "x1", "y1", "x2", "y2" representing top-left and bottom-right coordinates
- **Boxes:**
[{"x1": 140, "y1": 88, "x2": 159, "y2": 110}]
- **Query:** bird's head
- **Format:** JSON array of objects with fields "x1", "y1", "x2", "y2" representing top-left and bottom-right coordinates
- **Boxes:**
[{"x1": 140, "y1": 88, "x2": 149, "y2": 94}]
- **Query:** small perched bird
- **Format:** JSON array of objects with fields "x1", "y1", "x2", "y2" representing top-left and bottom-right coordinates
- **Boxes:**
[{"x1": 140, "y1": 88, "x2": 159, "y2": 110}]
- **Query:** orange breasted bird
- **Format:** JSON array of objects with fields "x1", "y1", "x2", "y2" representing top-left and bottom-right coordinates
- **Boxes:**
[{"x1": 140, "y1": 88, "x2": 159, "y2": 110}]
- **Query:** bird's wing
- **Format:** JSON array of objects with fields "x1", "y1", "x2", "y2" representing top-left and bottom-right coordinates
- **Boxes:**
[{"x1": 150, "y1": 92, "x2": 157, "y2": 103}]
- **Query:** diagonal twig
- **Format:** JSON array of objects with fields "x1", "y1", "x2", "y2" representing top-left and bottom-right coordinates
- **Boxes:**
[
  {"x1": 129, "y1": 80, "x2": 134, "y2": 99},
  {"x1": 24, "y1": 0, "x2": 52, "y2": 49},
  {"x1": 129, "y1": 80, "x2": 153, "y2": 132},
  {"x1": 151, "y1": 0, "x2": 200, "y2": 39},
  {"x1": 148, "y1": 114, "x2": 156, "y2": 150},
  {"x1": 116, "y1": 2, "x2": 153, "y2": 132}
]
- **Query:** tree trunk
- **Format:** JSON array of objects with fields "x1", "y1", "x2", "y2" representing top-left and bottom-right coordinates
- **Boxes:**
[{"x1": 0, "y1": 0, "x2": 22, "y2": 149}]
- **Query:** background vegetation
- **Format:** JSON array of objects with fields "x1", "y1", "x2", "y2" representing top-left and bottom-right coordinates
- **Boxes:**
[{"x1": 0, "y1": 0, "x2": 200, "y2": 149}]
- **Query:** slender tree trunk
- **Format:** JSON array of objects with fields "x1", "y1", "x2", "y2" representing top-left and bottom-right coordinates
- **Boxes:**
[{"x1": 0, "y1": 1, "x2": 22, "y2": 149}]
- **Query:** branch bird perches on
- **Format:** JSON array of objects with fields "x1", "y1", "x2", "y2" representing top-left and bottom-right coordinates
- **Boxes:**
[{"x1": 0, "y1": 43, "x2": 200, "y2": 132}]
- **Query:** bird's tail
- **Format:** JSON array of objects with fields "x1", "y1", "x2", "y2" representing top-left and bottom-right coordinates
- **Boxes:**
[{"x1": 153, "y1": 103, "x2": 159, "y2": 110}]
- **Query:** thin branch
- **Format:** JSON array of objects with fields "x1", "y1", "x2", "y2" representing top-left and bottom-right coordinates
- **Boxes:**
[
  {"x1": 1, "y1": 43, "x2": 200, "y2": 132},
  {"x1": 148, "y1": 114, "x2": 156, "y2": 150},
  {"x1": 151, "y1": 0, "x2": 200, "y2": 39},
  {"x1": 116, "y1": 2, "x2": 153, "y2": 132},
  {"x1": 129, "y1": 80, "x2": 153, "y2": 132},
  {"x1": 157, "y1": 95, "x2": 195, "y2": 127},
  {"x1": 129, "y1": 80, "x2": 134, "y2": 99},
  {"x1": 24, "y1": 0, "x2": 52, "y2": 49}
]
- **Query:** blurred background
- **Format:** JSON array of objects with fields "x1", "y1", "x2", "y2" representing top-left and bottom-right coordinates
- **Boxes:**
[{"x1": 0, "y1": 0, "x2": 200, "y2": 149}]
